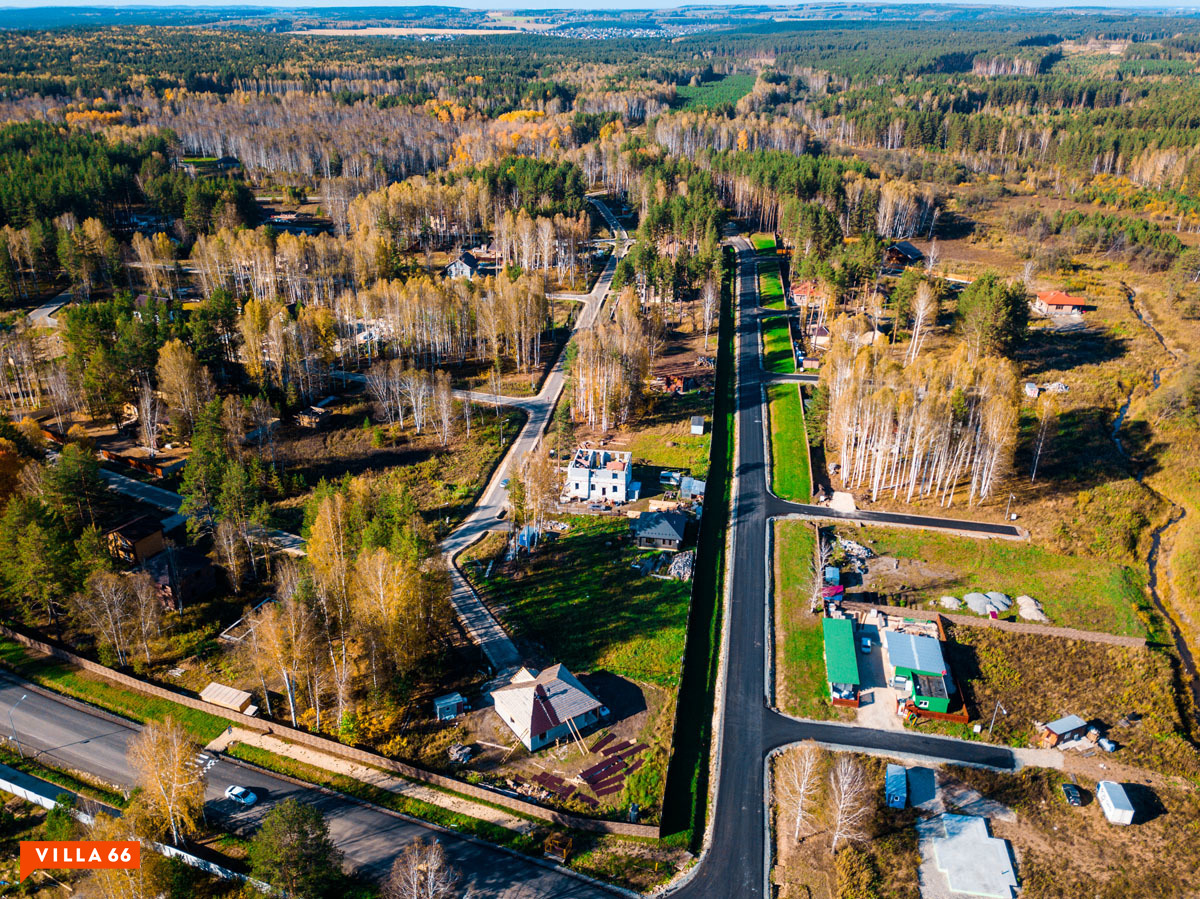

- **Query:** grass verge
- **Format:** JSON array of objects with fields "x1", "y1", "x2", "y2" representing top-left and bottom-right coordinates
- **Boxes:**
[
  {"x1": 761, "y1": 316, "x2": 795, "y2": 374},
  {"x1": 774, "y1": 522, "x2": 850, "y2": 721},
  {"x1": 0, "y1": 637, "x2": 229, "y2": 743},
  {"x1": 660, "y1": 244, "x2": 735, "y2": 848},
  {"x1": 759, "y1": 263, "x2": 786, "y2": 311},
  {"x1": 767, "y1": 382, "x2": 812, "y2": 502}
]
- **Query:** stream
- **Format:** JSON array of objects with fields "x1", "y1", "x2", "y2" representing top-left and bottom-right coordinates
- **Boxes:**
[{"x1": 1114, "y1": 289, "x2": 1200, "y2": 718}]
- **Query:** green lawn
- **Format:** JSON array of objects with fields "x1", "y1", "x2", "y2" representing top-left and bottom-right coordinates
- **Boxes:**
[
  {"x1": 759, "y1": 263, "x2": 786, "y2": 311},
  {"x1": 767, "y1": 383, "x2": 812, "y2": 502},
  {"x1": 849, "y1": 527, "x2": 1154, "y2": 638},
  {"x1": 761, "y1": 315, "x2": 795, "y2": 374},
  {"x1": 674, "y1": 73, "x2": 757, "y2": 110},
  {"x1": 626, "y1": 391, "x2": 712, "y2": 479},
  {"x1": 0, "y1": 638, "x2": 230, "y2": 743},
  {"x1": 475, "y1": 517, "x2": 692, "y2": 686},
  {"x1": 751, "y1": 233, "x2": 776, "y2": 253},
  {"x1": 774, "y1": 522, "x2": 848, "y2": 720}
]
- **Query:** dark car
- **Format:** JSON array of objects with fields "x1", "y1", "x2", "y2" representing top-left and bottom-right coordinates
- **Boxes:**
[{"x1": 1061, "y1": 783, "x2": 1083, "y2": 807}]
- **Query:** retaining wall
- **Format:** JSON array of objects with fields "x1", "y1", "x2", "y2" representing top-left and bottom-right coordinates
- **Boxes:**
[{"x1": 0, "y1": 625, "x2": 660, "y2": 839}]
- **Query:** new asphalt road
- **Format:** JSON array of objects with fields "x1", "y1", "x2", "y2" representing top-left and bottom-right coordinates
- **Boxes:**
[
  {"x1": 669, "y1": 239, "x2": 1017, "y2": 899},
  {"x1": 0, "y1": 672, "x2": 610, "y2": 897}
]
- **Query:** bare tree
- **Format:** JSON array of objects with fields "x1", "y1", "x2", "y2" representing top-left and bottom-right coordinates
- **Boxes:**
[
  {"x1": 828, "y1": 755, "x2": 871, "y2": 852},
  {"x1": 72, "y1": 572, "x2": 137, "y2": 667},
  {"x1": 777, "y1": 744, "x2": 822, "y2": 844},
  {"x1": 905, "y1": 281, "x2": 937, "y2": 366},
  {"x1": 809, "y1": 530, "x2": 833, "y2": 613},
  {"x1": 1030, "y1": 392, "x2": 1058, "y2": 482},
  {"x1": 383, "y1": 839, "x2": 463, "y2": 899},
  {"x1": 433, "y1": 370, "x2": 454, "y2": 447},
  {"x1": 137, "y1": 379, "x2": 164, "y2": 458},
  {"x1": 701, "y1": 276, "x2": 720, "y2": 350}
]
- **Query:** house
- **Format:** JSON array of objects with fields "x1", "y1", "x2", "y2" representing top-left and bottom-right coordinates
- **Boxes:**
[
  {"x1": 886, "y1": 764, "x2": 908, "y2": 809},
  {"x1": 822, "y1": 617, "x2": 860, "y2": 705},
  {"x1": 884, "y1": 241, "x2": 924, "y2": 268},
  {"x1": 1040, "y1": 713, "x2": 1089, "y2": 748},
  {"x1": 1097, "y1": 781, "x2": 1135, "y2": 825},
  {"x1": 143, "y1": 547, "x2": 216, "y2": 611},
  {"x1": 489, "y1": 664, "x2": 605, "y2": 751},
  {"x1": 200, "y1": 682, "x2": 256, "y2": 715},
  {"x1": 791, "y1": 280, "x2": 820, "y2": 305},
  {"x1": 690, "y1": 416, "x2": 705, "y2": 436},
  {"x1": 445, "y1": 251, "x2": 479, "y2": 280},
  {"x1": 631, "y1": 510, "x2": 687, "y2": 550},
  {"x1": 434, "y1": 692, "x2": 466, "y2": 722},
  {"x1": 106, "y1": 516, "x2": 166, "y2": 565},
  {"x1": 565, "y1": 448, "x2": 636, "y2": 504},
  {"x1": 1034, "y1": 290, "x2": 1086, "y2": 316},
  {"x1": 296, "y1": 406, "x2": 331, "y2": 429},
  {"x1": 884, "y1": 631, "x2": 956, "y2": 714},
  {"x1": 680, "y1": 476, "x2": 705, "y2": 501}
]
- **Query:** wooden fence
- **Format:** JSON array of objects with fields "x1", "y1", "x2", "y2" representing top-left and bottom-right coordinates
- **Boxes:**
[{"x1": 0, "y1": 624, "x2": 660, "y2": 839}]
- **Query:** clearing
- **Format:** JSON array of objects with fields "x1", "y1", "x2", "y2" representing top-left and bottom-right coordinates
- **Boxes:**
[{"x1": 767, "y1": 382, "x2": 812, "y2": 502}]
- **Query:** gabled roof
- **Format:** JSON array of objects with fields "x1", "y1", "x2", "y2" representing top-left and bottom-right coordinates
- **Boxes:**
[
  {"x1": 822, "y1": 617, "x2": 860, "y2": 686},
  {"x1": 106, "y1": 515, "x2": 162, "y2": 544},
  {"x1": 490, "y1": 664, "x2": 602, "y2": 739},
  {"x1": 631, "y1": 511, "x2": 687, "y2": 542},
  {"x1": 451, "y1": 250, "x2": 478, "y2": 269},
  {"x1": 887, "y1": 240, "x2": 924, "y2": 261},
  {"x1": 1036, "y1": 290, "x2": 1085, "y2": 306},
  {"x1": 884, "y1": 631, "x2": 947, "y2": 676}
]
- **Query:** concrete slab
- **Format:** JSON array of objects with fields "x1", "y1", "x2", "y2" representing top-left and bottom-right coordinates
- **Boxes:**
[{"x1": 930, "y1": 813, "x2": 1017, "y2": 898}]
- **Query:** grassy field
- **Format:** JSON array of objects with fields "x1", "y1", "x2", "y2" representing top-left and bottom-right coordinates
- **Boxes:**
[
  {"x1": 934, "y1": 624, "x2": 1200, "y2": 776},
  {"x1": 625, "y1": 390, "x2": 712, "y2": 479},
  {"x1": 0, "y1": 638, "x2": 229, "y2": 743},
  {"x1": 675, "y1": 73, "x2": 756, "y2": 110},
  {"x1": 767, "y1": 382, "x2": 812, "y2": 502},
  {"x1": 774, "y1": 522, "x2": 850, "y2": 721},
  {"x1": 849, "y1": 527, "x2": 1155, "y2": 638},
  {"x1": 471, "y1": 516, "x2": 691, "y2": 686},
  {"x1": 751, "y1": 232, "x2": 776, "y2": 253},
  {"x1": 761, "y1": 315, "x2": 796, "y2": 374},
  {"x1": 759, "y1": 260, "x2": 786, "y2": 311},
  {"x1": 772, "y1": 748, "x2": 919, "y2": 899}
]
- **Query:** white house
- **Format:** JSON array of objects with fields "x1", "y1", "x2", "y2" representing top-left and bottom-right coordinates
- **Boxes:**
[
  {"x1": 489, "y1": 664, "x2": 605, "y2": 751},
  {"x1": 565, "y1": 448, "x2": 636, "y2": 504}
]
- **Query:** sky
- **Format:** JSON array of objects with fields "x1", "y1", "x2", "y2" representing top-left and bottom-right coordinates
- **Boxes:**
[{"x1": 0, "y1": 0, "x2": 1198, "y2": 8}]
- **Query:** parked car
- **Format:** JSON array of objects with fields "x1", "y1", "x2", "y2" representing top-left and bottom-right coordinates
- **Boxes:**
[
  {"x1": 501, "y1": 478, "x2": 510, "y2": 488},
  {"x1": 224, "y1": 785, "x2": 257, "y2": 807},
  {"x1": 860, "y1": 636, "x2": 871, "y2": 654},
  {"x1": 1061, "y1": 783, "x2": 1083, "y2": 807}
]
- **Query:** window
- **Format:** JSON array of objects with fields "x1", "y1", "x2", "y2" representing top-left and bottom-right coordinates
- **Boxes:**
[{"x1": 536, "y1": 732, "x2": 546, "y2": 743}]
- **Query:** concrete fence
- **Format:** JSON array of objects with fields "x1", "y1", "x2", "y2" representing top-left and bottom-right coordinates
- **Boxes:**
[
  {"x1": 839, "y1": 601, "x2": 1147, "y2": 649},
  {"x1": 0, "y1": 625, "x2": 660, "y2": 839}
]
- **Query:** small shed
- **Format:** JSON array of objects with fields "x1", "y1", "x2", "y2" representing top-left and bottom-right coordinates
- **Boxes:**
[
  {"x1": 1041, "y1": 714, "x2": 1089, "y2": 748},
  {"x1": 631, "y1": 511, "x2": 687, "y2": 550},
  {"x1": 516, "y1": 525, "x2": 540, "y2": 550},
  {"x1": 824, "y1": 566, "x2": 841, "y2": 585},
  {"x1": 106, "y1": 516, "x2": 166, "y2": 565},
  {"x1": 200, "y1": 682, "x2": 256, "y2": 716},
  {"x1": 885, "y1": 764, "x2": 907, "y2": 809},
  {"x1": 1097, "y1": 781, "x2": 1135, "y2": 825},
  {"x1": 434, "y1": 692, "x2": 466, "y2": 722},
  {"x1": 884, "y1": 241, "x2": 924, "y2": 268},
  {"x1": 680, "y1": 476, "x2": 706, "y2": 500},
  {"x1": 690, "y1": 416, "x2": 705, "y2": 436}
]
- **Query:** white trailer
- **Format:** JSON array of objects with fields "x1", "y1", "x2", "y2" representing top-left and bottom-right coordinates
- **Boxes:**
[{"x1": 1097, "y1": 781, "x2": 1135, "y2": 825}]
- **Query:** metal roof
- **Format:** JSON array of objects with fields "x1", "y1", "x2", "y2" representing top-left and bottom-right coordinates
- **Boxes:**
[
  {"x1": 822, "y1": 618, "x2": 860, "y2": 686},
  {"x1": 490, "y1": 663, "x2": 602, "y2": 741},
  {"x1": 1098, "y1": 781, "x2": 1134, "y2": 812},
  {"x1": 631, "y1": 511, "x2": 687, "y2": 542},
  {"x1": 884, "y1": 631, "x2": 947, "y2": 676},
  {"x1": 1045, "y1": 714, "x2": 1088, "y2": 735}
]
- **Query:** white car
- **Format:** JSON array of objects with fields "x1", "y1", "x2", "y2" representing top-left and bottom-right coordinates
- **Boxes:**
[{"x1": 224, "y1": 785, "x2": 258, "y2": 807}]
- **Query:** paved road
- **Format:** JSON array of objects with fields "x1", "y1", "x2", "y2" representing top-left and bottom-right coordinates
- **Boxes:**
[
  {"x1": 670, "y1": 238, "x2": 1017, "y2": 899},
  {"x1": 440, "y1": 196, "x2": 629, "y2": 673},
  {"x1": 766, "y1": 372, "x2": 819, "y2": 385},
  {"x1": 0, "y1": 673, "x2": 611, "y2": 897},
  {"x1": 769, "y1": 498, "x2": 1025, "y2": 538}
]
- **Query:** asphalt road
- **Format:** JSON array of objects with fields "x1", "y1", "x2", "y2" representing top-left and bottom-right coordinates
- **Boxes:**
[
  {"x1": 0, "y1": 673, "x2": 612, "y2": 897},
  {"x1": 670, "y1": 239, "x2": 1017, "y2": 899}
]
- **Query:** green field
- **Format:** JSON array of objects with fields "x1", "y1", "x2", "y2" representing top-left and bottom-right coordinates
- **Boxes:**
[
  {"x1": 761, "y1": 315, "x2": 795, "y2": 374},
  {"x1": 758, "y1": 263, "x2": 786, "y2": 310},
  {"x1": 849, "y1": 527, "x2": 1155, "y2": 638},
  {"x1": 767, "y1": 383, "x2": 812, "y2": 502},
  {"x1": 477, "y1": 517, "x2": 691, "y2": 686},
  {"x1": 751, "y1": 233, "x2": 776, "y2": 253},
  {"x1": 626, "y1": 392, "x2": 712, "y2": 479},
  {"x1": 674, "y1": 73, "x2": 757, "y2": 110},
  {"x1": 774, "y1": 522, "x2": 848, "y2": 720}
]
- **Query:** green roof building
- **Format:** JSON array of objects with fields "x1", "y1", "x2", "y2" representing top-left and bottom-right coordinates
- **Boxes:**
[{"x1": 822, "y1": 617, "x2": 860, "y2": 702}]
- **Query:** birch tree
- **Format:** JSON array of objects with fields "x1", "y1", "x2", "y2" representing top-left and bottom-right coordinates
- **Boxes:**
[
  {"x1": 777, "y1": 744, "x2": 822, "y2": 845},
  {"x1": 384, "y1": 839, "x2": 462, "y2": 899},
  {"x1": 127, "y1": 717, "x2": 205, "y2": 846},
  {"x1": 828, "y1": 755, "x2": 870, "y2": 852}
]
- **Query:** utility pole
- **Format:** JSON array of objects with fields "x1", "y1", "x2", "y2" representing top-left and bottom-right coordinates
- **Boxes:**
[
  {"x1": 8, "y1": 694, "x2": 27, "y2": 758},
  {"x1": 1004, "y1": 493, "x2": 1016, "y2": 521},
  {"x1": 988, "y1": 699, "x2": 1008, "y2": 738}
]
